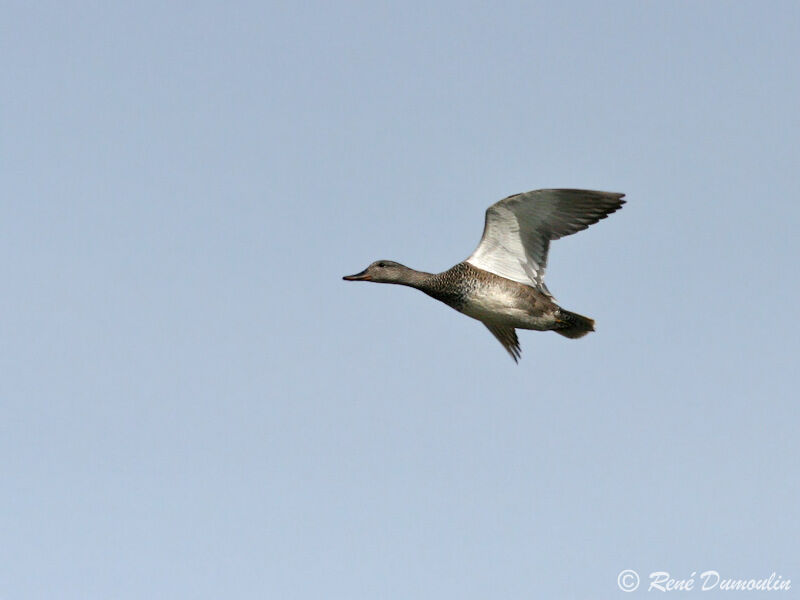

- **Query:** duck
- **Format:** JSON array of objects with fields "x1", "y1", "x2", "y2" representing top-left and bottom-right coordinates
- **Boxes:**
[{"x1": 343, "y1": 188, "x2": 626, "y2": 362}]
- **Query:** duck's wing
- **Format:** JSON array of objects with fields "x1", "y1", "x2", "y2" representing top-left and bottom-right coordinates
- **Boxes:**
[
  {"x1": 466, "y1": 189, "x2": 625, "y2": 295},
  {"x1": 483, "y1": 323, "x2": 521, "y2": 363}
]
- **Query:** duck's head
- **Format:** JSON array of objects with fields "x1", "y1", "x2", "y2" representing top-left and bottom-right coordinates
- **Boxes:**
[{"x1": 342, "y1": 260, "x2": 409, "y2": 284}]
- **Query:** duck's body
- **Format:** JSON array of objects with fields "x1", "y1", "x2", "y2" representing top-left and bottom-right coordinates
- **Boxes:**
[
  {"x1": 418, "y1": 262, "x2": 560, "y2": 330},
  {"x1": 344, "y1": 188, "x2": 626, "y2": 362}
]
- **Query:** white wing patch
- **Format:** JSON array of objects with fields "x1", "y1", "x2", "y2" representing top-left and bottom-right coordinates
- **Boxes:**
[{"x1": 467, "y1": 205, "x2": 537, "y2": 286}]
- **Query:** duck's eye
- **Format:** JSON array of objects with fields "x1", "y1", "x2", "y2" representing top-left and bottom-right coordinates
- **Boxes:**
[{"x1": 378, "y1": 262, "x2": 386, "y2": 268}]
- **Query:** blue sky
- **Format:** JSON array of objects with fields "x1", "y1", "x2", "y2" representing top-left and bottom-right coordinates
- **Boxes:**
[{"x1": 2, "y1": 1, "x2": 799, "y2": 598}]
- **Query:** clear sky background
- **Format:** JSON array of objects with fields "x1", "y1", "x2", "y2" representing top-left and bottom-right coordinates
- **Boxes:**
[{"x1": 2, "y1": 2, "x2": 799, "y2": 598}]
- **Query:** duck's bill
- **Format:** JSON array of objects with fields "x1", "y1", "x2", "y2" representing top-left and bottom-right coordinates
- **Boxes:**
[{"x1": 342, "y1": 270, "x2": 371, "y2": 281}]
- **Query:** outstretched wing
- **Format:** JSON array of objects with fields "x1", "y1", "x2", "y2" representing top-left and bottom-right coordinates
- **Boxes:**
[
  {"x1": 466, "y1": 189, "x2": 625, "y2": 295},
  {"x1": 484, "y1": 323, "x2": 521, "y2": 363}
]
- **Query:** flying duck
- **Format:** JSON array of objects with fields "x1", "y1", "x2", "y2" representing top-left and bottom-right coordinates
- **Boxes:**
[{"x1": 343, "y1": 188, "x2": 626, "y2": 362}]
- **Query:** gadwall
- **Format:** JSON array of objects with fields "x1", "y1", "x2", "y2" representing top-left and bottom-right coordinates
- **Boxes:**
[{"x1": 344, "y1": 188, "x2": 626, "y2": 362}]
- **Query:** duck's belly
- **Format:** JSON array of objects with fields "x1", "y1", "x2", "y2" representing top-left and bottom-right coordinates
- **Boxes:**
[{"x1": 459, "y1": 288, "x2": 557, "y2": 330}]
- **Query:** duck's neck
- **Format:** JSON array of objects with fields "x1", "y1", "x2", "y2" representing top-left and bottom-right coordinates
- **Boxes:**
[
  {"x1": 396, "y1": 267, "x2": 436, "y2": 290},
  {"x1": 396, "y1": 267, "x2": 466, "y2": 310}
]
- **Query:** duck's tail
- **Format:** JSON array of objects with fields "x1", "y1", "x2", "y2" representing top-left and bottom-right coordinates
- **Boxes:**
[{"x1": 554, "y1": 309, "x2": 595, "y2": 339}]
